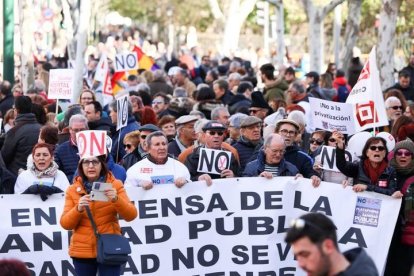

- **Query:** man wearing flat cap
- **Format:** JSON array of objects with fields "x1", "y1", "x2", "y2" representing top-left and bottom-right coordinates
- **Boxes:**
[
  {"x1": 168, "y1": 115, "x2": 198, "y2": 158},
  {"x1": 122, "y1": 124, "x2": 160, "y2": 170},
  {"x1": 232, "y1": 116, "x2": 264, "y2": 172},
  {"x1": 184, "y1": 121, "x2": 240, "y2": 185}
]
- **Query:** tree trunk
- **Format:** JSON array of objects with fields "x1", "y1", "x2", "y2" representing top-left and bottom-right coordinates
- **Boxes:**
[
  {"x1": 275, "y1": 0, "x2": 285, "y2": 66},
  {"x1": 301, "y1": 0, "x2": 345, "y2": 73},
  {"x1": 18, "y1": 0, "x2": 35, "y2": 92},
  {"x1": 72, "y1": 0, "x2": 90, "y2": 103},
  {"x1": 339, "y1": 0, "x2": 361, "y2": 74},
  {"x1": 377, "y1": 0, "x2": 402, "y2": 91}
]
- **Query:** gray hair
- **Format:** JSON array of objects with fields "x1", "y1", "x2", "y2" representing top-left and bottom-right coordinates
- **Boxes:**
[
  {"x1": 264, "y1": 133, "x2": 285, "y2": 148},
  {"x1": 173, "y1": 87, "x2": 187, "y2": 97},
  {"x1": 153, "y1": 69, "x2": 166, "y2": 81},
  {"x1": 145, "y1": 131, "x2": 167, "y2": 148},
  {"x1": 137, "y1": 83, "x2": 150, "y2": 94},
  {"x1": 385, "y1": 96, "x2": 401, "y2": 108},
  {"x1": 228, "y1": 72, "x2": 242, "y2": 81},
  {"x1": 211, "y1": 106, "x2": 229, "y2": 120},
  {"x1": 287, "y1": 110, "x2": 306, "y2": 129},
  {"x1": 69, "y1": 114, "x2": 89, "y2": 129},
  {"x1": 290, "y1": 80, "x2": 306, "y2": 94}
]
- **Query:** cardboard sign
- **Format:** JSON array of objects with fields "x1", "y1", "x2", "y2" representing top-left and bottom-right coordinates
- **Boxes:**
[
  {"x1": 197, "y1": 148, "x2": 232, "y2": 175},
  {"x1": 320, "y1": 146, "x2": 353, "y2": 172},
  {"x1": 309, "y1": 98, "x2": 356, "y2": 134},
  {"x1": 76, "y1": 130, "x2": 107, "y2": 159},
  {"x1": 114, "y1": 52, "x2": 138, "y2": 72},
  {"x1": 48, "y1": 69, "x2": 74, "y2": 99},
  {"x1": 116, "y1": 94, "x2": 129, "y2": 130}
]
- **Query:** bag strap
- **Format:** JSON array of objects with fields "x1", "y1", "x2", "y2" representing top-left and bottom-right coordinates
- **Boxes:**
[{"x1": 85, "y1": 206, "x2": 99, "y2": 237}]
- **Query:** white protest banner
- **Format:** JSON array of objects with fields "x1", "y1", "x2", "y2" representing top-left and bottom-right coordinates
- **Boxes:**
[
  {"x1": 116, "y1": 94, "x2": 129, "y2": 130},
  {"x1": 197, "y1": 148, "x2": 232, "y2": 175},
  {"x1": 309, "y1": 98, "x2": 356, "y2": 134},
  {"x1": 0, "y1": 178, "x2": 400, "y2": 275},
  {"x1": 346, "y1": 46, "x2": 388, "y2": 132},
  {"x1": 76, "y1": 130, "x2": 107, "y2": 159},
  {"x1": 114, "y1": 52, "x2": 138, "y2": 72},
  {"x1": 95, "y1": 54, "x2": 114, "y2": 105},
  {"x1": 320, "y1": 145, "x2": 354, "y2": 172},
  {"x1": 48, "y1": 69, "x2": 74, "y2": 99}
]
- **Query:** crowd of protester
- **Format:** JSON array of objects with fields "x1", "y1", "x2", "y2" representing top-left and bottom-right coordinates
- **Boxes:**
[{"x1": 2, "y1": 37, "x2": 414, "y2": 274}]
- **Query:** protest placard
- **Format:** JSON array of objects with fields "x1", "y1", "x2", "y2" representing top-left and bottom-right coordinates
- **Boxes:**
[
  {"x1": 76, "y1": 130, "x2": 107, "y2": 159},
  {"x1": 197, "y1": 148, "x2": 232, "y2": 175},
  {"x1": 48, "y1": 69, "x2": 74, "y2": 100},
  {"x1": 114, "y1": 52, "x2": 138, "y2": 72},
  {"x1": 0, "y1": 178, "x2": 400, "y2": 275},
  {"x1": 320, "y1": 145, "x2": 354, "y2": 172},
  {"x1": 309, "y1": 98, "x2": 356, "y2": 134},
  {"x1": 116, "y1": 94, "x2": 129, "y2": 130}
]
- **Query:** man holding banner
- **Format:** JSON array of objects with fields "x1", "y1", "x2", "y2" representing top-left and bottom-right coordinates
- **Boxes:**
[{"x1": 184, "y1": 121, "x2": 240, "y2": 185}]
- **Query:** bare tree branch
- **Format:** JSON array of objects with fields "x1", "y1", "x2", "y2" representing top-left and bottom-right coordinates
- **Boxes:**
[
  {"x1": 321, "y1": 0, "x2": 345, "y2": 18},
  {"x1": 300, "y1": 0, "x2": 312, "y2": 21},
  {"x1": 208, "y1": 0, "x2": 225, "y2": 20},
  {"x1": 239, "y1": 0, "x2": 258, "y2": 21}
]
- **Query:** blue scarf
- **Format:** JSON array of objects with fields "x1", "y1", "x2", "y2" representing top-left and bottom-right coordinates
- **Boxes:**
[{"x1": 82, "y1": 175, "x2": 106, "y2": 194}]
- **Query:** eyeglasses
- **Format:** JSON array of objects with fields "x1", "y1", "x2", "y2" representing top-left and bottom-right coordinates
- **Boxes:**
[
  {"x1": 369, "y1": 146, "x2": 386, "y2": 151},
  {"x1": 207, "y1": 131, "x2": 224, "y2": 136},
  {"x1": 81, "y1": 97, "x2": 93, "y2": 100},
  {"x1": 310, "y1": 139, "x2": 323, "y2": 145},
  {"x1": 124, "y1": 144, "x2": 132, "y2": 149},
  {"x1": 82, "y1": 159, "x2": 100, "y2": 166},
  {"x1": 279, "y1": 129, "x2": 297, "y2": 136},
  {"x1": 249, "y1": 109, "x2": 261, "y2": 114},
  {"x1": 388, "y1": 105, "x2": 403, "y2": 110},
  {"x1": 396, "y1": 150, "x2": 413, "y2": 157}
]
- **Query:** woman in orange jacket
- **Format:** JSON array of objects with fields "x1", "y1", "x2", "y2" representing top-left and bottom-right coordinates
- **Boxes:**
[{"x1": 60, "y1": 154, "x2": 137, "y2": 276}]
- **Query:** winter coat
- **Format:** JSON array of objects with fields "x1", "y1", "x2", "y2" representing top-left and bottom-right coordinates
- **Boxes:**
[
  {"x1": 0, "y1": 93, "x2": 14, "y2": 118},
  {"x1": 228, "y1": 94, "x2": 251, "y2": 114},
  {"x1": 88, "y1": 117, "x2": 113, "y2": 133},
  {"x1": 284, "y1": 145, "x2": 318, "y2": 178},
  {"x1": 111, "y1": 116, "x2": 140, "y2": 163},
  {"x1": 339, "y1": 248, "x2": 379, "y2": 276},
  {"x1": 243, "y1": 150, "x2": 299, "y2": 177},
  {"x1": 1, "y1": 113, "x2": 42, "y2": 176},
  {"x1": 55, "y1": 140, "x2": 80, "y2": 183},
  {"x1": 263, "y1": 79, "x2": 288, "y2": 102},
  {"x1": 60, "y1": 173, "x2": 137, "y2": 259},
  {"x1": 232, "y1": 137, "x2": 263, "y2": 172},
  {"x1": 333, "y1": 77, "x2": 351, "y2": 102}
]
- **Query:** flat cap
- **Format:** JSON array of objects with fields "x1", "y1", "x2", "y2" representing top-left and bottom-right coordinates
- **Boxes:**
[
  {"x1": 240, "y1": 116, "x2": 262, "y2": 128},
  {"x1": 175, "y1": 115, "x2": 198, "y2": 126},
  {"x1": 275, "y1": 119, "x2": 300, "y2": 131},
  {"x1": 139, "y1": 124, "x2": 160, "y2": 132},
  {"x1": 229, "y1": 113, "x2": 248, "y2": 129},
  {"x1": 202, "y1": 121, "x2": 227, "y2": 131}
]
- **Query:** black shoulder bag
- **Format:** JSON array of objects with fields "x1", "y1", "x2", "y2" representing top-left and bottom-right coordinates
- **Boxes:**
[{"x1": 85, "y1": 206, "x2": 131, "y2": 265}]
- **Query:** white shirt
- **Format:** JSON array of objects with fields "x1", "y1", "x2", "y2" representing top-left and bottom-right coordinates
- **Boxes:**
[
  {"x1": 125, "y1": 157, "x2": 191, "y2": 187},
  {"x1": 14, "y1": 170, "x2": 70, "y2": 194}
]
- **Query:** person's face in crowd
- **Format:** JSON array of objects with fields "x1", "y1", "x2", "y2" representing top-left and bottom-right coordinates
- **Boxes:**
[
  {"x1": 174, "y1": 72, "x2": 185, "y2": 86},
  {"x1": 180, "y1": 122, "x2": 197, "y2": 141},
  {"x1": 328, "y1": 134, "x2": 345, "y2": 147},
  {"x1": 13, "y1": 87, "x2": 23, "y2": 98},
  {"x1": 139, "y1": 130, "x2": 152, "y2": 150},
  {"x1": 328, "y1": 64, "x2": 337, "y2": 76},
  {"x1": 366, "y1": 141, "x2": 386, "y2": 164},
  {"x1": 241, "y1": 123, "x2": 262, "y2": 142},
  {"x1": 152, "y1": 96, "x2": 168, "y2": 115},
  {"x1": 264, "y1": 139, "x2": 285, "y2": 165},
  {"x1": 386, "y1": 99, "x2": 403, "y2": 121},
  {"x1": 127, "y1": 78, "x2": 138, "y2": 87},
  {"x1": 292, "y1": 237, "x2": 332, "y2": 276},
  {"x1": 309, "y1": 133, "x2": 324, "y2": 153},
  {"x1": 80, "y1": 91, "x2": 94, "y2": 106},
  {"x1": 33, "y1": 147, "x2": 53, "y2": 171},
  {"x1": 399, "y1": 76, "x2": 410, "y2": 88},
  {"x1": 69, "y1": 121, "x2": 87, "y2": 144},
  {"x1": 148, "y1": 135, "x2": 168, "y2": 162},
  {"x1": 284, "y1": 72, "x2": 295, "y2": 82},
  {"x1": 201, "y1": 56, "x2": 211, "y2": 68},
  {"x1": 123, "y1": 138, "x2": 136, "y2": 154},
  {"x1": 131, "y1": 100, "x2": 140, "y2": 113},
  {"x1": 249, "y1": 108, "x2": 267, "y2": 120},
  {"x1": 395, "y1": 148, "x2": 413, "y2": 168},
  {"x1": 162, "y1": 122, "x2": 176, "y2": 137},
  {"x1": 109, "y1": 107, "x2": 117, "y2": 124},
  {"x1": 217, "y1": 110, "x2": 230, "y2": 127},
  {"x1": 305, "y1": 76, "x2": 314, "y2": 86},
  {"x1": 228, "y1": 78, "x2": 240, "y2": 90},
  {"x1": 278, "y1": 123, "x2": 298, "y2": 146},
  {"x1": 84, "y1": 104, "x2": 100, "y2": 122},
  {"x1": 405, "y1": 106, "x2": 414, "y2": 117},
  {"x1": 81, "y1": 157, "x2": 102, "y2": 182},
  {"x1": 205, "y1": 71, "x2": 215, "y2": 84},
  {"x1": 213, "y1": 83, "x2": 225, "y2": 99},
  {"x1": 204, "y1": 129, "x2": 225, "y2": 149},
  {"x1": 228, "y1": 126, "x2": 240, "y2": 141}
]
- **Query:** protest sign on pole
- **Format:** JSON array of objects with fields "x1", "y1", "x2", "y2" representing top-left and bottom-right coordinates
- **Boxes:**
[
  {"x1": 346, "y1": 46, "x2": 388, "y2": 132},
  {"x1": 76, "y1": 130, "x2": 107, "y2": 159},
  {"x1": 197, "y1": 148, "x2": 232, "y2": 175},
  {"x1": 48, "y1": 69, "x2": 74, "y2": 100},
  {"x1": 116, "y1": 94, "x2": 129, "y2": 131},
  {"x1": 114, "y1": 52, "x2": 138, "y2": 72},
  {"x1": 309, "y1": 98, "x2": 356, "y2": 134},
  {"x1": 0, "y1": 178, "x2": 400, "y2": 275},
  {"x1": 95, "y1": 54, "x2": 113, "y2": 105}
]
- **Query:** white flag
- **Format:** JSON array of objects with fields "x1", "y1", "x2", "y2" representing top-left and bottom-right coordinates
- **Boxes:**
[
  {"x1": 346, "y1": 46, "x2": 388, "y2": 132},
  {"x1": 95, "y1": 54, "x2": 108, "y2": 82}
]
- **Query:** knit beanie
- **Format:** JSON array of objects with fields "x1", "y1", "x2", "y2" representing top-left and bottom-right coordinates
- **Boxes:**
[{"x1": 394, "y1": 138, "x2": 414, "y2": 154}]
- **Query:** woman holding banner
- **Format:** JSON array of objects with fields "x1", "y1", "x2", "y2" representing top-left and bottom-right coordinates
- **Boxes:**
[
  {"x1": 14, "y1": 143, "x2": 69, "y2": 199},
  {"x1": 334, "y1": 131, "x2": 399, "y2": 196},
  {"x1": 60, "y1": 152, "x2": 137, "y2": 276}
]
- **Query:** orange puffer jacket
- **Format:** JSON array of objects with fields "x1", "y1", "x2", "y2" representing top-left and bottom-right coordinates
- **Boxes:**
[{"x1": 60, "y1": 173, "x2": 137, "y2": 259}]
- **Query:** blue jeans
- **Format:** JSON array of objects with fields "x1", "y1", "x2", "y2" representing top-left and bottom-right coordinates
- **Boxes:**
[{"x1": 73, "y1": 259, "x2": 121, "y2": 276}]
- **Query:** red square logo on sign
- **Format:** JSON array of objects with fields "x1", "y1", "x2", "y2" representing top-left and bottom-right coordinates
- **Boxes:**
[{"x1": 356, "y1": 101, "x2": 379, "y2": 127}]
